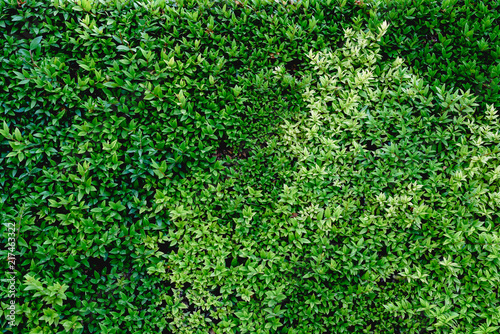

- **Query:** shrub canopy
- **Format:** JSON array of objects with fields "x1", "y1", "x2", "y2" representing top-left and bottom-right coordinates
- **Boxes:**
[{"x1": 1, "y1": 0, "x2": 499, "y2": 333}]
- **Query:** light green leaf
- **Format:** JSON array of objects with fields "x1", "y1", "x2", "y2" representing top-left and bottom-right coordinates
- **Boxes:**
[{"x1": 30, "y1": 36, "x2": 42, "y2": 51}]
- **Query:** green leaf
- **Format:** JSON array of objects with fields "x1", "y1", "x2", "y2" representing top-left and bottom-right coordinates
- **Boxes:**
[
  {"x1": 30, "y1": 36, "x2": 42, "y2": 51},
  {"x1": 103, "y1": 81, "x2": 119, "y2": 88},
  {"x1": 117, "y1": 45, "x2": 130, "y2": 52},
  {"x1": 29, "y1": 327, "x2": 44, "y2": 334},
  {"x1": 0, "y1": 121, "x2": 9, "y2": 139},
  {"x1": 14, "y1": 128, "x2": 22, "y2": 141},
  {"x1": 18, "y1": 238, "x2": 28, "y2": 248}
]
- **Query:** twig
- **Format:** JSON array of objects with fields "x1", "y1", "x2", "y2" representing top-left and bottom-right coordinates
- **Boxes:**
[{"x1": 29, "y1": 50, "x2": 40, "y2": 69}]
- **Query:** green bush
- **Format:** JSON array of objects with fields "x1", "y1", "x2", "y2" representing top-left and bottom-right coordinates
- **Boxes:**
[
  {"x1": 0, "y1": 0, "x2": 349, "y2": 332},
  {"x1": 368, "y1": 0, "x2": 500, "y2": 110},
  {"x1": 0, "y1": 0, "x2": 499, "y2": 333},
  {"x1": 155, "y1": 20, "x2": 500, "y2": 333}
]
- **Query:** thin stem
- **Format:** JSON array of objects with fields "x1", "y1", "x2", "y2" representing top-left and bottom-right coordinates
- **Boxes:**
[{"x1": 29, "y1": 50, "x2": 40, "y2": 69}]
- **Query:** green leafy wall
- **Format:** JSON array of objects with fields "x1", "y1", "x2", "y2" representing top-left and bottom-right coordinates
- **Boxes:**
[{"x1": 0, "y1": 0, "x2": 499, "y2": 333}]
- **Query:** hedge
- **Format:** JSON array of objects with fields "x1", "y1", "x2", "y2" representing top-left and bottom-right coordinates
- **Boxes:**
[{"x1": 0, "y1": 0, "x2": 499, "y2": 333}]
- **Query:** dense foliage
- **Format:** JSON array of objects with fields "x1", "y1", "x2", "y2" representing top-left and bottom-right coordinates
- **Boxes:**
[
  {"x1": 0, "y1": 0, "x2": 499, "y2": 333},
  {"x1": 372, "y1": 0, "x2": 500, "y2": 110}
]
